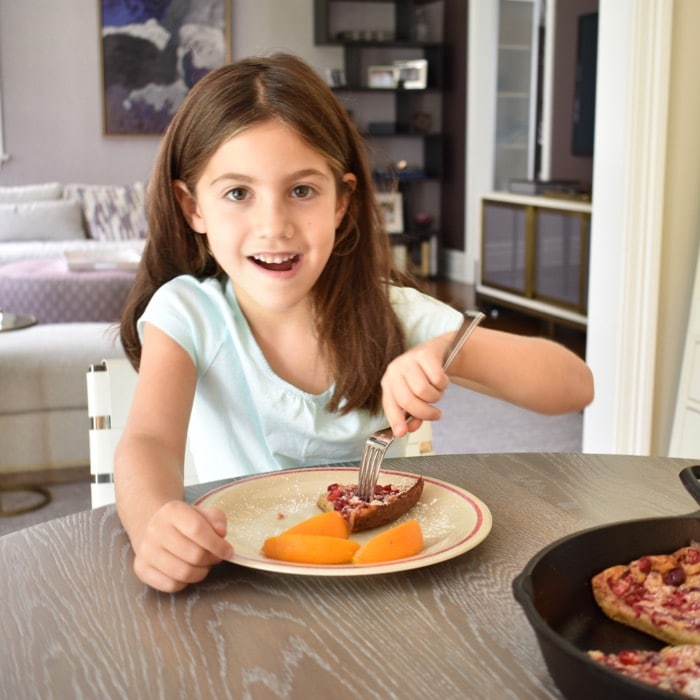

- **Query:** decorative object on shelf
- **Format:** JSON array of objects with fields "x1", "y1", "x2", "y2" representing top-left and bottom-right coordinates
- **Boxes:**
[
  {"x1": 411, "y1": 112, "x2": 432, "y2": 134},
  {"x1": 367, "y1": 65, "x2": 398, "y2": 89},
  {"x1": 394, "y1": 59, "x2": 428, "y2": 89},
  {"x1": 414, "y1": 212, "x2": 434, "y2": 230},
  {"x1": 100, "y1": 0, "x2": 230, "y2": 136},
  {"x1": 414, "y1": 8, "x2": 430, "y2": 42},
  {"x1": 325, "y1": 68, "x2": 346, "y2": 87},
  {"x1": 376, "y1": 193, "x2": 404, "y2": 233}
]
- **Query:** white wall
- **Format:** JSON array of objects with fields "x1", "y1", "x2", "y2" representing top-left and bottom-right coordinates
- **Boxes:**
[
  {"x1": 654, "y1": 0, "x2": 700, "y2": 455},
  {"x1": 581, "y1": 0, "x2": 700, "y2": 456},
  {"x1": 0, "y1": 0, "x2": 341, "y2": 185}
]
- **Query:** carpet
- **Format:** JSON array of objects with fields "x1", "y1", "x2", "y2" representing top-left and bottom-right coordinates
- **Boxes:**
[{"x1": 432, "y1": 383, "x2": 583, "y2": 455}]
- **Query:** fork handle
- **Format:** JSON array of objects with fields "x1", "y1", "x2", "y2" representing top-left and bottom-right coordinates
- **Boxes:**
[{"x1": 442, "y1": 311, "x2": 486, "y2": 371}]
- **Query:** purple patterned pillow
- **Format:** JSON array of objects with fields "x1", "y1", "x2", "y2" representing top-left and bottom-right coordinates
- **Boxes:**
[{"x1": 64, "y1": 183, "x2": 148, "y2": 241}]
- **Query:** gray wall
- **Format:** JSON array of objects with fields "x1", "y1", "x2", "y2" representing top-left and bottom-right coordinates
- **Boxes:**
[{"x1": 0, "y1": 0, "x2": 342, "y2": 186}]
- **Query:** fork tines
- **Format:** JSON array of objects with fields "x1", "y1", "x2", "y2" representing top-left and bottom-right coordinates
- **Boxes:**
[{"x1": 357, "y1": 427, "x2": 394, "y2": 500}]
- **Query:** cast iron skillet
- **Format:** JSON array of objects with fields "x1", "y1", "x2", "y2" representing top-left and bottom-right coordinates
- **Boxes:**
[{"x1": 513, "y1": 464, "x2": 700, "y2": 700}]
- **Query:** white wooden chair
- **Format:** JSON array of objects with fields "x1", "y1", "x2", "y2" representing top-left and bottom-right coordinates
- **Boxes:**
[
  {"x1": 86, "y1": 358, "x2": 433, "y2": 508},
  {"x1": 86, "y1": 358, "x2": 199, "y2": 508}
]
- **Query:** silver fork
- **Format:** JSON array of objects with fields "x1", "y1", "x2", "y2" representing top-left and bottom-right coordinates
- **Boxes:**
[{"x1": 356, "y1": 310, "x2": 486, "y2": 500}]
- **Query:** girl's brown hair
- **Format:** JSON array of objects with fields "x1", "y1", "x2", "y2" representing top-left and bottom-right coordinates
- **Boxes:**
[{"x1": 121, "y1": 52, "x2": 415, "y2": 414}]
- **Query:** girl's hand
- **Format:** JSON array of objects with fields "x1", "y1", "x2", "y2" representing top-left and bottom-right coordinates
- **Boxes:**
[
  {"x1": 131, "y1": 501, "x2": 233, "y2": 593},
  {"x1": 380, "y1": 336, "x2": 451, "y2": 437}
]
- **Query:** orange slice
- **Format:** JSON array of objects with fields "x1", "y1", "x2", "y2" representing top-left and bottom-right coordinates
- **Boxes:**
[
  {"x1": 352, "y1": 519, "x2": 424, "y2": 564},
  {"x1": 281, "y1": 511, "x2": 349, "y2": 538},
  {"x1": 262, "y1": 534, "x2": 360, "y2": 564}
]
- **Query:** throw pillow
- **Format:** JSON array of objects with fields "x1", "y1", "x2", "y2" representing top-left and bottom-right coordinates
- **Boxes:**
[
  {"x1": 64, "y1": 182, "x2": 148, "y2": 241},
  {"x1": 0, "y1": 200, "x2": 86, "y2": 241},
  {"x1": 0, "y1": 182, "x2": 63, "y2": 203}
]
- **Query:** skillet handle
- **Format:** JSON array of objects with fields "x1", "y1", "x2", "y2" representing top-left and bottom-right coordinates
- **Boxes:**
[{"x1": 679, "y1": 465, "x2": 700, "y2": 506}]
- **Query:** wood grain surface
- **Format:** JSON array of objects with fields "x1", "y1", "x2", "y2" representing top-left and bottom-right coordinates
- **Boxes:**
[{"x1": 1, "y1": 453, "x2": 697, "y2": 700}]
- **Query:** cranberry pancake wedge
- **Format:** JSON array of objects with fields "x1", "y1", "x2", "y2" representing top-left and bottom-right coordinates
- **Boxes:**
[
  {"x1": 317, "y1": 477, "x2": 424, "y2": 532},
  {"x1": 591, "y1": 543, "x2": 700, "y2": 645}
]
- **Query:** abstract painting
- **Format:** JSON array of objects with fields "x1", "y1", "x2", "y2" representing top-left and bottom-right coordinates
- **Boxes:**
[{"x1": 100, "y1": 0, "x2": 230, "y2": 135}]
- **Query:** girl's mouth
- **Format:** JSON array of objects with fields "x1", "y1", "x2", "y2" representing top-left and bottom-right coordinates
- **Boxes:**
[{"x1": 249, "y1": 253, "x2": 300, "y2": 272}]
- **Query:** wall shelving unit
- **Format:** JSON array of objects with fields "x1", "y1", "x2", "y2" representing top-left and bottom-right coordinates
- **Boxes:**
[{"x1": 314, "y1": 0, "x2": 448, "y2": 276}]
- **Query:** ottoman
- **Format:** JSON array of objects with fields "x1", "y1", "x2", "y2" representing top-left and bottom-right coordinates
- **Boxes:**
[
  {"x1": 0, "y1": 257, "x2": 136, "y2": 323},
  {"x1": 0, "y1": 322, "x2": 126, "y2": 475}
]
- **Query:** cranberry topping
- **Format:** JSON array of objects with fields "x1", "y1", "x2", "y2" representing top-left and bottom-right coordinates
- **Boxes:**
[
  {"x1": 618, "y1": 650, "x2": 640, "y2": 666},
  {"x1": 664, "y1": 567, "x2": 687, "y2": 587},
  {"x1": 324, "y1": 482, "x2": 402, "y2": 512},
  {"x1": 684, "y1": 547, "x2": 700, "y2": 564},
  {"x1": 638, "y1": 558, "x2": 652, "y2": 574}
]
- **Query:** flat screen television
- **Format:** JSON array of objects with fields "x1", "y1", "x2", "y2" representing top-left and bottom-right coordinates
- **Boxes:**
[{"x1": 572, "y1": 12, "x2": 598, "y2": 157}]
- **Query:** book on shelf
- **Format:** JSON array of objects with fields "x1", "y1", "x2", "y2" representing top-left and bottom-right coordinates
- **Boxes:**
[{"x1": 389, "y1": 232, "x2": 437, "y2": 277}]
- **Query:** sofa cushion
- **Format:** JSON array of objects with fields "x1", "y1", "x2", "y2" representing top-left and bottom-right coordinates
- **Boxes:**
[
  {"x1": 0, "y1": 199, "x2": 86, "y2": 242},
  {"x1": 0, "y1": 237, "x2": 146, "y2": 268},
  {"x1": 0, "y1": 182, "x2": 63, "y2": 203},
  {"x1": 64, "y1": 183, "x2": 148, "y2": 241}
]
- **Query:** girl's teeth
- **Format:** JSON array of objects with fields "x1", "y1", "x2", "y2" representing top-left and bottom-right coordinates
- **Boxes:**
[{"x1": 253, "y1": 254, "x2": 295, "y2": 264}]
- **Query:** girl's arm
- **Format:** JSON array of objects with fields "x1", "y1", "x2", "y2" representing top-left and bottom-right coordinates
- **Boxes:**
[
  {"x1": 381, "y1": 327, "x2": 594, "y2": 437},
  {"x1": 114, "y1": 324, "x2": 232, "y2": 592}
]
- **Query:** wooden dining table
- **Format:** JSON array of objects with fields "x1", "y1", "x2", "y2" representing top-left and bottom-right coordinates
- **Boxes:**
[{"x1": 2, "y1": 452, "x2": 698, "y2": 699}]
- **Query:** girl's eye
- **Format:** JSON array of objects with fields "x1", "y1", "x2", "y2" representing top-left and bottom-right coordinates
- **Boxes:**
[
  {"x1": 291, "y1": 184, "x2": 314, "y2": 199},
  {"x1": 225, "y1": 187, "x2": 249, "y2": 202}
]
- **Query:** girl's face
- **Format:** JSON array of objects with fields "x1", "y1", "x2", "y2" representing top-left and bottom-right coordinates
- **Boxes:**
[{"x1": 175, "y1": 120, "x2": 355, "y2": 317}]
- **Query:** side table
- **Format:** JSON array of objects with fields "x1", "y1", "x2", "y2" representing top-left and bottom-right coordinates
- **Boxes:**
[{"x1": 0, "y1": 483, "x2": 51, "y2": 516}]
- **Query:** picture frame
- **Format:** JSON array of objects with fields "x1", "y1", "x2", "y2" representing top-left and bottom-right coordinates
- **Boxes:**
[
  {"x1": 394, "y1": 59, "x2": 428, "y2": 90},
  {"x1": 376, "y1": 193, "x2": 404, "y2": 233},
  {"x1": 367, "y1": 65, "x2": 398, "y2": 89},
  {"x1": 325, "y1": 68, "x2": 347, "y2": 88},
  {"x1": 100, "y1": 0, "x2": 230, "y2": 136}
]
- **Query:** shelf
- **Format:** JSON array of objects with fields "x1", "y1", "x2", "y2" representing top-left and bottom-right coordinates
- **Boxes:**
[
  {"x1": 499, "y1": 44, "x2": 531, "y2": 52},
  {"x1": 363, "y1": 132, "x2": 441, "y2": 138},
  {"x1": 321, "y1": 39, "x2": 442, "y2": 49},
  {"x1": 332, "y1": 86, "x2": 440, "y2": 94}
]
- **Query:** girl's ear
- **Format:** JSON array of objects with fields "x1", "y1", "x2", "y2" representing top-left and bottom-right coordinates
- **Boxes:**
[
  {"x1": 335, "y1": 173, "x2": 357, "y2": 227},
  {"x1": 173, "y1": 180, "x2": 206, "y2": 234}
]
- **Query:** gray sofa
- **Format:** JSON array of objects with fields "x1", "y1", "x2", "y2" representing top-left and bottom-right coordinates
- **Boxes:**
[{"x1": 0, "y1": 182, "x2": 144, "y2": 475}]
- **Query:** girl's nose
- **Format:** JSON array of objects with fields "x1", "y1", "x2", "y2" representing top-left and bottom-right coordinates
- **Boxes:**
[{"x1": 254, "y1": 199, "x2": 294, "y2": 240}]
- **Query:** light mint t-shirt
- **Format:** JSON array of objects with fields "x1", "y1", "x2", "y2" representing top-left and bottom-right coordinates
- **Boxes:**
[{"x1": 138, "y1": 275, "x2": 463, "y2": 481}]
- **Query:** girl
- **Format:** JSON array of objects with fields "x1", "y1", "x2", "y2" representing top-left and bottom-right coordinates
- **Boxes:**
[{"x1": 116, "y1": 53, "x2": 593, "y2": 592}]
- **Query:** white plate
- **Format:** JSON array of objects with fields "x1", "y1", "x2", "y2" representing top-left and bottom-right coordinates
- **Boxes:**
[{"x1": 194, "y1": 467, "x2": 492, "y2": 576}]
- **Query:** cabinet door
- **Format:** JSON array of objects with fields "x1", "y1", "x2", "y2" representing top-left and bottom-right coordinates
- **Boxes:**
[
  {"x1": 481, "y1": 201, "x2": 531, "y2": 295},
  {"x1": 534, "y1": 209, "x2": 589, "y2": 311},
  {"x1": 494, "y1": 0, "x2": 542, "y2": 190}
]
